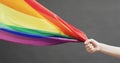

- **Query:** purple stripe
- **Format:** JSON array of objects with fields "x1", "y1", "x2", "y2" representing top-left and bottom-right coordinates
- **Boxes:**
[{"x1": 0, "y1": 31, "x2": 79, "y2": 46}]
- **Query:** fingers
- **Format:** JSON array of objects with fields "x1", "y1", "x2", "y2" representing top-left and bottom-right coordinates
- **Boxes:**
[
  {"x1": 85, "y1": 39, "x2": 98, "y2": 48},
  {"x1": 85, "y1": 43, "x2": 96, "y2": 53},
  {"x1": 85, "y1": 43, "x2": 93, "y2": 48},
  {"x1": 84, "y1": 39, "x2": 99, "y2": 53}
]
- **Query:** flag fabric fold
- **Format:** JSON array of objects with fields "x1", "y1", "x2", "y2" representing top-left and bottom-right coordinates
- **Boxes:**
[{"x1": 0, "y1": 0, "x2": 87, "y2": 46}]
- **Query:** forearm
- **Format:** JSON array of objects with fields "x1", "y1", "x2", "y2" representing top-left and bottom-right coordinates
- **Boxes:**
[{"x1": 99, "y1": 43, "x2": 120, "y2": 58}]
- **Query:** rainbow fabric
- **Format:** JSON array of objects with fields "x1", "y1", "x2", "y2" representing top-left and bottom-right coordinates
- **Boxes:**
[{"x1": 0, "y1": 0, "x2": 87, "y2": 46}]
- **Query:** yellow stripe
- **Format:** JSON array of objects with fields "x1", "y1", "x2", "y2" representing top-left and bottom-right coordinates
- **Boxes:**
[
  {"x1": 0, "y1": 0, "x2": 42, "y2": 18},
  {"x1": 0, "y1": 3, "x2": 63, "y2": 34}
]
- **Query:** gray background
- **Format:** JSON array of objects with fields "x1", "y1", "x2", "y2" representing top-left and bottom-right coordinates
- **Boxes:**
[{"x1": 0, "y1": 0, "x2": 120, "y2": 63}]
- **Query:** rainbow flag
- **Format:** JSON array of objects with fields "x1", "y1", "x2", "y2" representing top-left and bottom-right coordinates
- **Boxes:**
[{"x1": 0, "y1": 0, "x2": 87, "y2": 46}]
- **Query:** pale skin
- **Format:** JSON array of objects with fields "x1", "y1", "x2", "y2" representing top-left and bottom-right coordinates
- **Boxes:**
[{"x1": 84, "y1": 39, "x2": 120, "y2": 59}]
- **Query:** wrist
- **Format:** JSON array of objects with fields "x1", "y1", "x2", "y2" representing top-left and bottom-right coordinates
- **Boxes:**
[{"x1": 98, "y1": 43, "x2": 107, "y2": 52}]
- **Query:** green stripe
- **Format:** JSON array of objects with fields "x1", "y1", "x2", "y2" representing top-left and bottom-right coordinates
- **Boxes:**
[{"x1": 1, "y1": 23, "x2": 73, "y2": 38}]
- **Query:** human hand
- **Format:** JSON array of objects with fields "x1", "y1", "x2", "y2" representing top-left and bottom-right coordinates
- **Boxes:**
[{"x1": 84, "y1": 39, "x2": 101, "y2": 53}]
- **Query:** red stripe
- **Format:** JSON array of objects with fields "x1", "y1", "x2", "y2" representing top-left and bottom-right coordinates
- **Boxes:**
[{"x1": 25, "y1": 0, "x2": 87, "y2": 42}]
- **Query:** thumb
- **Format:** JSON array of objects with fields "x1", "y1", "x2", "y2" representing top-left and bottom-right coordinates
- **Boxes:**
[{"x1": 90, "y1": 39, "x2": 98, "y2": 48}]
